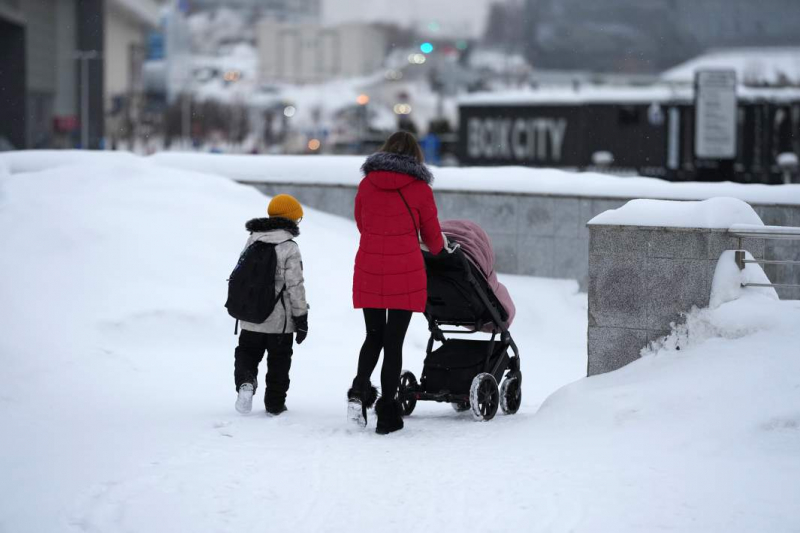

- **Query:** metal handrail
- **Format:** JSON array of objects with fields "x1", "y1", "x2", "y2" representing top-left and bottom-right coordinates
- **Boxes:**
[
  {"x1": 730, "y1": 224, "x2": 800, "y2": 291},
  {"x1": 729, "y1": 224, "x2": 800, "y2": 240}
]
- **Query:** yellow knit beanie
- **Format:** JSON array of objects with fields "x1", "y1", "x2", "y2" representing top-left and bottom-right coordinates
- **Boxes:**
[{"x1": 268, "y1": 194, "x2": 304, "y2": 221}]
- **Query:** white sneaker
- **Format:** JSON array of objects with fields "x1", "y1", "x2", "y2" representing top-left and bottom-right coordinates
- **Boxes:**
[{"x1": 235, "y1": 383, "x2": 255, "y2": 414}]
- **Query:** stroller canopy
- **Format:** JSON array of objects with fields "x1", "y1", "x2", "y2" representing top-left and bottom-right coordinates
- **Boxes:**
[{"x1": 440, "y1": 220, "x2": 516, "y2": 330}]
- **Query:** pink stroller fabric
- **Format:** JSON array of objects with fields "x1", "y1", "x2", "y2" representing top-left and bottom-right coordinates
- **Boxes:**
[{"x1": 440, "y1": 220, "x2": 516, "y2": 331}]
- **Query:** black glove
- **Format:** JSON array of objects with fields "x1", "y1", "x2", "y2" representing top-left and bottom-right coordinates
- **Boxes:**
[{"x1": 293, "y1": 314, "x2": 308, "y2": 344}]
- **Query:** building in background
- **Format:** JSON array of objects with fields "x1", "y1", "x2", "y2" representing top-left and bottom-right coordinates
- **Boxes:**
[
  {"x1": 1, "y1": 0, "x2": 28, "y2": 150},
  {"x1": 0, "y1": 0, "x2": 158, "y2": 150},
  {"x1": 189, "y1": 0, "x2": 320, "y2": 23},
  {"x1": 524, "y1": 0, "x2": 800, "y2": 73},
  {"x1": 459, "y1": 45, "x2": 800, "y2": 183},
  {"x1": 105, "y1": 0, "x2": 160, "y2": 147},
  {"x1": 257, "y1": 20, "x2": 387, "y2": 84}
]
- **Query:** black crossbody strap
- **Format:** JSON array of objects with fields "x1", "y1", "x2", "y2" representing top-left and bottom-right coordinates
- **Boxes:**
[{"x1": 397, "y1": 189, "x2": 419, "y2": 236}]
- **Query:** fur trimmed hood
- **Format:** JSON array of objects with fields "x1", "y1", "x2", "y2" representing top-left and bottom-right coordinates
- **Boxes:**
[
  {"x1": 361, "y1": 152, "x2": 433, "y2": 185},
  {"x1": 245, "y1": 217, "x2": 300, "y2": 236}
]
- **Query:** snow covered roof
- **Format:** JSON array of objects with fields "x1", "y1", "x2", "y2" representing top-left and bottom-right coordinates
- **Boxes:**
[
  {"x1": 458, "y1": 84, "x2": 800, "y2": 107},
  {"x1": 662, "y1": 47, "x2": 800, "y2": 86},
  {"x1": 459, "y1": 85, "x2": 693, "y2": 106}
]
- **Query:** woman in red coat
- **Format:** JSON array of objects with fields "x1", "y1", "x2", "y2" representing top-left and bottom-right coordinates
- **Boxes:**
[{"x1": 348, "y1": 131, "x2": 444, "y2": 434}]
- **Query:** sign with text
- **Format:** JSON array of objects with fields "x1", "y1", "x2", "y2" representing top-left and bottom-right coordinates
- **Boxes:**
[
  {"x1": 459, "y1": 106, "x2": 579, "y2": 166},
  {"x1": 694, "y1": 70, "x2": 737, "y2": 160},
  {"x1": 467, "y1": 116, "x2": 568, "y2": 162}
]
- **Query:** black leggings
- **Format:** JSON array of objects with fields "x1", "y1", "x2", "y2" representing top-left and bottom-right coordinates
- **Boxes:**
[{"x1": 354, "y1": 308, "x2": 413, "y2": 400}]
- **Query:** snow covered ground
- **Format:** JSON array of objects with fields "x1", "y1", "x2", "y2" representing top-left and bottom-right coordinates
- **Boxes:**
[{"x1": 1, "y1": 153, "x2": 799, "y2": 532}]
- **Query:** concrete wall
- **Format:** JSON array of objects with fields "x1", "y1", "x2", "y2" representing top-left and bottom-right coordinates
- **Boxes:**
[
  {"x1": 246, "y1": 181, "x2": 800, "y2": 297},
  {"x1": 587, "y1": 225, "x2": 766, "y2": 375}
]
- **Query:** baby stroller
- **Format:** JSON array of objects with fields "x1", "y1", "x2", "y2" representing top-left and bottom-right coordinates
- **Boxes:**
[{"x1": 397, "y1": 241, "x2": 521, "y2": 421}]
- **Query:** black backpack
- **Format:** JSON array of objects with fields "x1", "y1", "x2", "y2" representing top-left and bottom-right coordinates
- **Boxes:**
[{"x1": 225, "y1": 241, "x2": 284, "y2": 332}]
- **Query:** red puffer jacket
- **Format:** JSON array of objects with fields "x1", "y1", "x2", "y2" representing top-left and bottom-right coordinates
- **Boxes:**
[{"x1": 353, "y1": 152, "x2": 444, "y2": 312}]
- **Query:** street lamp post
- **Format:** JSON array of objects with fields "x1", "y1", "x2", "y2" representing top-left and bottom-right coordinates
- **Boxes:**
[
  {"x1": 357, "y1": 94, "x2": 369, "y2": 153},
  {"x1": 74, "y1": 50, "x2": 100, "y2": 149},
  {"x1": 182, "y1": 92, "x2": 191, "y2": 147}
]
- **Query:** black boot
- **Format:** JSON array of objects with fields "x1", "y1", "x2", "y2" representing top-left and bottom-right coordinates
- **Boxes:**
[
  {"x1": 265, "y1": 403, "x2": 287, "y2": 416},
  {"x1": 375, "y1": 397, "x2": 404, "y2": 435},
  {"x1": 347, "y1": 381, "x2": 378, "y2": 427}
]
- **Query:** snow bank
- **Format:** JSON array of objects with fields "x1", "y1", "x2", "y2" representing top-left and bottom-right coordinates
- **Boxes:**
[
  {"x1": 709, "y1": 250, "x2": 779, "y2": 308},
  {"x1": 533, "y1": 289, "x2": 800, "y2": 532},
  {"x1": 0, "y1": 150, "x2": 143, "y2": 175},
  {"x1": 150, "y1": 152, "x2": 800, "y2": 205},
  {"x1": 588, "y1": 197, "x2": 765, "y2": 228},
  {"x1": 4, "y1": 151, "x2": 800, "y2": 206},
  {"x1": 644, "y1": 284, "x2": 793, "y2": 358},
  {"x1": 152, "y1": 152, "x2": 366, "y2": 183}
]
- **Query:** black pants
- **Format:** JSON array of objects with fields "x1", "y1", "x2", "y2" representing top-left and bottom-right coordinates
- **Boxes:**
[
  {"x1": 354, "y1": 308, "x2": 413, "y2": 400},
  {"x1": 234, "y1": 330, "x2": 293, "y2": 409}
]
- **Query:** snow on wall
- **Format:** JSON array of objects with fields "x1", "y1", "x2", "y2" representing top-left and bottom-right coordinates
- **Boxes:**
[
  {"x1": 642, "y1": 271, "x2": 792, "y2": 360},
  {"x1": 148, "y1": 153, "x2": 800, "y2": 205},
  {"x1": 587, "y1": 197, "x2": 765, "y2": 228},
  {"x1": 3, "y1": 151, "x2": 800, "y2": 206},
  {"x1": 709, "y1": 250, "x2": 778, "y2": 309}
]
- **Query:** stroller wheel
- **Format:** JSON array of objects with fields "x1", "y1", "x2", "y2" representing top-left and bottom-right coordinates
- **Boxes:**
[
  {"x1": 469, "y1": 373, "x2": 499, "y2": 421},
  {"x1": 451, "y1": 401, "x2": 470, "y2": 412},
  {"x1": 398, "y1": 370, "x2": 418, "y2": 417},
  {"x1": 500, "y1": 376, "x2": 522, "y2": 415}
]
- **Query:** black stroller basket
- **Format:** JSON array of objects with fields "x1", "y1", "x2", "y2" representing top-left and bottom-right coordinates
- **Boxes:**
[{"x1": 397, "y1": 245, "x2": 522, "y2": 421}]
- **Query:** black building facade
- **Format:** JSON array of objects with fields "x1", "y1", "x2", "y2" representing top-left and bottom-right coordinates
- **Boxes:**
[{"x1": 459, "y1": 88, "x2": 800, "y2": 184}]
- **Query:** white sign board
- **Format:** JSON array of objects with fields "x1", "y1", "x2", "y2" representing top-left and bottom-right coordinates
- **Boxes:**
[{"x1": 694, "y1": 70, "x2": 737, "y2": 159}]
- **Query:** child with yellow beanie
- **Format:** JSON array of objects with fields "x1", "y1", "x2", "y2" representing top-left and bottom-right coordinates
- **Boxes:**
[{"x1": 227, "y1": 194, "x2": 309, "y2": 415}]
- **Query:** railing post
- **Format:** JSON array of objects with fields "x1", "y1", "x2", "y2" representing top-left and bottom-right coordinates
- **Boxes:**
[{"x1": 735, "y1": 250, "x2": 746, "y2": 270}]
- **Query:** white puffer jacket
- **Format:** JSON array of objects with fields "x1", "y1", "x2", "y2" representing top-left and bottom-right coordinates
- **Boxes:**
[{"x1": 239, "y1": 217, "x2": 308, "y2": 334}]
